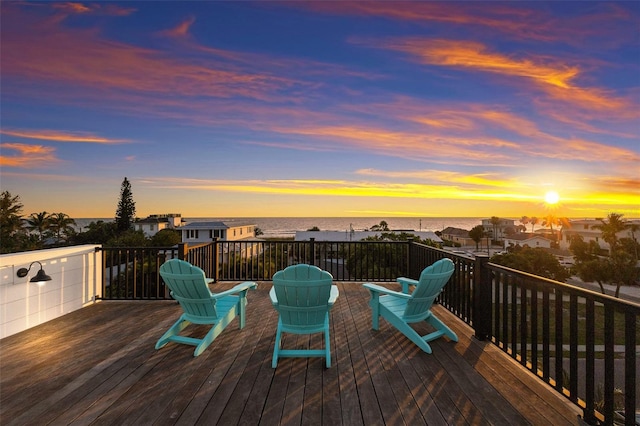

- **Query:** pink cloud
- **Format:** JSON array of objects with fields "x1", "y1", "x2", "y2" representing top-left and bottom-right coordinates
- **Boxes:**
[
  {"x1": 301, "y1": 2, "x2": 637, "y2": 47},
  {"x1": 0, "y1": 143, "x2": 60, "y2": 168},
  {"x1": 160, "y1": 16, "x2": 196, "y2": 38},
  {"x1": 52, "y1": 2, "x2": 136, "y2": 16},
  {"x1": 1, "y1": 129, "x2": 127, "y2": 143},
  {"x1": 369, "y1": 38, "x2": 638, "y2": 121},
  {"x1": 1, "y1": 6, "x2": 304, "y2": 104}
]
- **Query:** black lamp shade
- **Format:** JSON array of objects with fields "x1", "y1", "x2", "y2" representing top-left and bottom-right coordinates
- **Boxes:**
[
  {"x1": 31, "y1": 268, "x2": 52, "y2": 283},
  {"x1": 16, "y1": 261, "x2": 52, "y2": 284}
]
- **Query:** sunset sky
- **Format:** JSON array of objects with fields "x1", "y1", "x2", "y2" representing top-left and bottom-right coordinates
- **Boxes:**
[{"x1": 1, "y1": 1, "x2": 639, "y2": 219}]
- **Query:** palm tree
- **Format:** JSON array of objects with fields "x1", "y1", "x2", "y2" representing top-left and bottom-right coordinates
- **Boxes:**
[
  {"x1": 592, "y1": 213, "x2": 628, "y2": 254},
  {"x1": 627, "y1": 222, "x2": 639, "y2": 260},
  {"x1": 520, "y1": 216, "x2": 529, "y2": 232},
  {"x1": 469, "y1": 225, "x2": 485, "y2": 250},
  {"x1": 370, "y1": 221, "x2": 389, "y2": 231},
  {"x1": 0, "y1": 191, "x2": 24, "y2": 239},
  {"x1": 26, "y1": 211, "x2": 52, "y2": 242},
  {"x1": 489, "y1": 216, "x2": 501, "y2": 242},
  {"x1": 541, "y1": 215, "x2": 570, "y2": 243},
  {"x1": 49, "y1": 212, "x2": 77, "y2": 243},
  {"x1": 529, "y1": 216, "x2": 539, "y2": 233}
]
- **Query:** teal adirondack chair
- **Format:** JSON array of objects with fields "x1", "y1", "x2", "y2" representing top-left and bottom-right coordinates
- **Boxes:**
[
  {"x1": 157, "y1": 259, "x2": 257, "y2": 357},
  {"x1": 270, "y1": 264, "x2": 339, "y2": 368},
  {"x1": 363, "y1": 258, "x2": 457, "y2": 353}
]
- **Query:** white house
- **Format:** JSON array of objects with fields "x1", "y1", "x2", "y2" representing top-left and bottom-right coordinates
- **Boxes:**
[
  {"x1": 181, "y1": 221, "x2": 257, "y2": 243},
  {"x1": 441, "y1": 227, "x2": 475, "y2": 246},
  {"x1": 503, "y1": 233, "x2": 553, "y2": 250},
  {"x1": 559, "y1": 219, "x2": 640, "y2": 251},
  {"x1": 135, "y1": 213, "x2": 184, "y2": 237},
  {"x1": 482, "y1": 218, "x2": 517, "y2": 240},
  {"x1": 181, "y1": 221, "x2": 263, "y2": 263}
]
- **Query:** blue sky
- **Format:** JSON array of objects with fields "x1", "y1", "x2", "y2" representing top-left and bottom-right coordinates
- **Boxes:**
[{"x1": 1, "y1": 1, "x2": 639, "y2": 219}]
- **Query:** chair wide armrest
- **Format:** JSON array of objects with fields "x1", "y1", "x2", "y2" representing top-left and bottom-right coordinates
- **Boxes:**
[
  {"x1": 269, "y1": 287, "x2": 278, "y2": 306},
  {"x1": 397, "y1": 277, "x2": 418, "y2": 294},
  {"x1": 213, "y1": 281, "x2": 258, "y2": 299},
  {"x1": 328, "y1": 285, "x2": 339, "y2": 306},
  {"x1": 363, "y1": 283, "x2": 411, "y2": 299}
]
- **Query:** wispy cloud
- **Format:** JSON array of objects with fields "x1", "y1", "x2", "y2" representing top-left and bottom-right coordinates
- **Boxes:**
[
  {"x1": 356, "y1": 168, "x2": 523, "y2": 189},
  {"x1": 373, "y1": 38, "x2": 637, "y2": 117},
  {"x1": 52, "y1": 2, "x2": 136, "y2": 16},
  {"x1": 303, "y1": 2, "x2": 637, "y2": 47},
  {"x1": 1, "y1": 129, "x2": 127, "y2": 143},
  {"x1": 140, "y1": 176, "x2": 539, "y2": 202},
  {"x1": 1, "y1": 9, "x2": 303, "y2": 104},
  {"x1": 159, "y1": 16, "x2": 196, "y2": 39},
  {"x1": 0, "y1": 143, "x2": 59, "y2": 167},
  {"x1": 330, "y1": 97, "x2": 639, "y2": 167},
  {"x1": 383, "y1": 39, "x2": 579, "y2": 88}
]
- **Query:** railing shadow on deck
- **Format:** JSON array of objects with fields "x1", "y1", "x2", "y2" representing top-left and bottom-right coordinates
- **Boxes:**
[{"x1": 98, "y1": 240, "x2": 639, "y2": 426}]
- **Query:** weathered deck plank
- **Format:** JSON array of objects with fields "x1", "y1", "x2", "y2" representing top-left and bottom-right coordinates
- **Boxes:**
[{"x1": 0, "y1": 283, "x2": 582, "y2": 425}]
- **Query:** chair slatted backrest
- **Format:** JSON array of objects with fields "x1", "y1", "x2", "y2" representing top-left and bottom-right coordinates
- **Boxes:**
[
  {"x1": 272, "y1": 264, "x2": 333, "y2": 328},
  {"x1": 404, "y1": 258, "x2": 455, "y2": 321},
  {"x1": 160, "y1": 259, "x2": 218, "y2": 319}
]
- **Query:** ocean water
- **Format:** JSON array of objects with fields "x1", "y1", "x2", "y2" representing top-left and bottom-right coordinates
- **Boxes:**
[{"x1": 74, "y1": 217, "x2": 490, "y2": 239}]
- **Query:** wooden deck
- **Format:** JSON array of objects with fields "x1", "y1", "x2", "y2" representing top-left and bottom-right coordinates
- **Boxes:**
[{"x1": 1, "y1": 282, "x2": 583, "y2": 425}]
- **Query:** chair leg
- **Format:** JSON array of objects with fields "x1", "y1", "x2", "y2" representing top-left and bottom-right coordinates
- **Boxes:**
[
  {"x1": 370, "y1": 294, "x2": 380, "y2": 330},
  {"x1": 272, "y1": 320, "x2": 283, "y2": 368},
  {"x1": 238, "y1": 296, "x2": 247, "y2": 329},
  {"x1": 193, "y1": 321, "x2": 225, "y2": 357},
  {"x1": 325, "y1": 318, "x2": 331, "y2": 368},
  {"x1": 155, "y1": 317, "x2": 190, "y2": 349},
  {"x1": 386, "y1": 314, "x2": 433, "y2": 353},
  {"x1": 425, "y1": 313, "x2": 458, "y2": 342}
]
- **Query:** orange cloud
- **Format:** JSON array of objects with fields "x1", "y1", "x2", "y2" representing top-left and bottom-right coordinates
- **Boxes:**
[
  {"x1": 1, "y1": 8, "x2": 303, "y2": 104},
  {"x1": 409, "y1": 108, "x2": 541, "y2": 137},
  {"x1": 270, "y1": 124, "x2": 519, "y2": 165},
  {"x1": 53, "y1": 3, "x2": 91, "y2": 14},
  {"x1": 0, "y1": 143, "x2": 59, "y2": 167},
  {"x1": 0, "y1": 129, "x2": 127, "y2": 143},
  {"x1": 385, "y1": 39, "x2": 578, "y2": 88},
  {"x1": 376, "y1": 38, "x2": 636, "y2": 116},
  {"x1": 52, "y1": 2, "x2": 135, "y2": 16},
  {"x1": 356, "y1": 168, "x2": 521, "y2": 189},
  {"x1": 303, "y1": 2, "x2": 637, "y2": 47},
  {"x1": 140, "y1": 176, "x2": 545, "y2": 203},
  {"x1": 160, "y1": 16, "x2": 196, "y2": 38}
]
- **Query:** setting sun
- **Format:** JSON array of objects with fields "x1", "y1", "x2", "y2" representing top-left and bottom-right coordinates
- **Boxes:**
[{"x1": 545, "y1": 191, "x2": 560, "y2": 205}]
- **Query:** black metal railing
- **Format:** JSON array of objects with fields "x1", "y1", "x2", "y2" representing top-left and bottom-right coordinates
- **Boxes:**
[
  {"x1": 483, "y1": 263, "x2": 639, "y2": 426},
  {"x1": 212, "y1": 239, "x2": 410, "y2": 282},
  {"x1": 99, "y1": 242, "x2": 212, "y2": 299},
  {"x1": 97, "y1": 240, "x2": 638, "y2": 425}
]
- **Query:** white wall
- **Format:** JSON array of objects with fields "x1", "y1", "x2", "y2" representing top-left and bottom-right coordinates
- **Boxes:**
[{"x1": 0, "y1": 245, "x2": 102, "y2": 339}]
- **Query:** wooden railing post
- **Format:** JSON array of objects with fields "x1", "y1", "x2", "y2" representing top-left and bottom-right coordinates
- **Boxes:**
[
  {"x1": 310, "y1": 238, "x2": 316, "y2": 266},
  {"x1": 211, "y1": 238, "x2": 219, "y2": 282},
  {"x1": 407, "y1": 240, "x2": 414, "y2": 278},
  {"x1": 473, "y1": 254, "x2": 492, "y2": 340},
  {"x1": 178, "y1": 243, "x2": 187, "y2": 260}
]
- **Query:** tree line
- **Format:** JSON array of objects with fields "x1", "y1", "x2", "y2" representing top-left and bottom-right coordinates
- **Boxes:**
[{"x1": 0, "y1": 178, "x2": 181, "y2": 254}]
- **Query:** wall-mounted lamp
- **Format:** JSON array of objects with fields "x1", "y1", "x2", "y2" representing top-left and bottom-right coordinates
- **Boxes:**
[{"x1": 17, "y1": 261, "x2": 52, "y2": 285}]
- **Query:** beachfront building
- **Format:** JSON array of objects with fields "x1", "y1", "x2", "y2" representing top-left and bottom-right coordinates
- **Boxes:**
[
  {"x1": 295, "y1": 230, "x2": 442, "y2": 243},
  {"x1": 182, "y1": 221, "x2": 263, "y2": 262},
  {"x1": 558, "y1": 218, "x2": 640, "y2": 252},
  {"x1": 135, "y1": 213, "x2": 184, "y2": 237},
  {"x1": 181, "y1": 221, "x2": 257, "y2": 243},
  {"x1": 441, "y1": 227, "x2": 475, "y2": 247},
  {"x1": 481, "y1": 217, "x2": 517, "y2": 241},
  {"x1": 503, "y1": 233, "x2": 553, "y2": 250}
]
